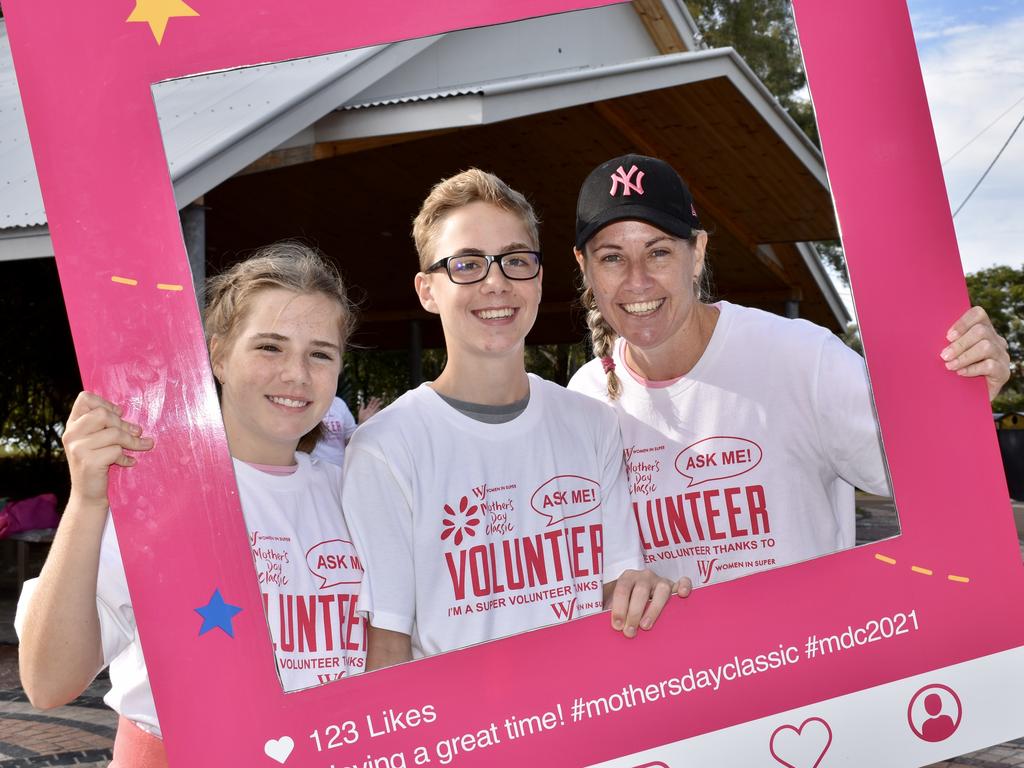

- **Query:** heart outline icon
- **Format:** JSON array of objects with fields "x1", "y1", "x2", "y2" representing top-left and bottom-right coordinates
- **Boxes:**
[
  {"x1": 769, "y1": 717, "x2": 833, "y2": 768},
  {"x1": 264, "y1": 735, "x2": 295, "y2": 765}
]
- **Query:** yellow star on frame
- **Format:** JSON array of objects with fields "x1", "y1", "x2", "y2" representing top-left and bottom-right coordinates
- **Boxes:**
[{"x1": 126, "y1": 0, "x2": 200, "y2": 45}]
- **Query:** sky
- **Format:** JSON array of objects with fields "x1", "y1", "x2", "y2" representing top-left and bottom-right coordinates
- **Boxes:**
[
  {"x1": 822, "y1": 0, "x2": 1023, "y2": 315},
  {"x1": 907, "y1": 0, "x2": 1024, "y2": 275}
]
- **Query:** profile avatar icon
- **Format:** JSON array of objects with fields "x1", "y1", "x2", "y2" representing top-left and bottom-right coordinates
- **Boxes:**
[
  {"x1": 921, "y1": 694, "x2": 956, "y2": 741},
  {"x1": 907, "y1": 684, "x2": 962, "y2": 743}
]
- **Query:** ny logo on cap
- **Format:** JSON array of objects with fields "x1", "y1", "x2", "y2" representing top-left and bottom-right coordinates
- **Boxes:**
[{"x1": 609, "y1": 164, "x2": 645, "y2": 197}]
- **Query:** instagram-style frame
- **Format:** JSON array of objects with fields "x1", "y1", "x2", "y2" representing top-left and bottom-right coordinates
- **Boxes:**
[{"x1": 4, "y1": 0, "x2": 1022, "y2": 766}]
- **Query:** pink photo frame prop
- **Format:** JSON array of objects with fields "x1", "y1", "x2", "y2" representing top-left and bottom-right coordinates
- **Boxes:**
[{"x1": 4, "y1": 0, "x2": 1021, "y2": 766}]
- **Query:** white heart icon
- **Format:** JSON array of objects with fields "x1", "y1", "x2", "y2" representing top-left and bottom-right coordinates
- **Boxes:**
[
  {"x1": 769, "y1": 717, "x2": 832, "y2": 768},
  {"x1": 264, "y1": 736, "x2": 295, "y2": 765}
]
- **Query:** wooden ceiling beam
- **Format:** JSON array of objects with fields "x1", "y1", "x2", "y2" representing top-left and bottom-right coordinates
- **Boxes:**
[
  {"x1": 591, "y1": 100, "x2": 793, "y2": 288},
  {"x1": 631, "y1": 0, "x2": 689, "y2": 54},
  {"x1": 235, "y1": 127, "x2": 460, "y2": 177},
  {"x1": 591, "y1": 101, "x2": 759, "y2": 252}
]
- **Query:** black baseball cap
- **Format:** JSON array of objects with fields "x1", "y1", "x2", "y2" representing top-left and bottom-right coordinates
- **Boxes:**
[{"x1": 575, "y1": 154, "x2": 701, "y2": 250}]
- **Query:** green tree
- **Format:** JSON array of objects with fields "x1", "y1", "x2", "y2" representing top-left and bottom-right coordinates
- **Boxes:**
[
  {"x1": 0, "y1": 259, "x2": 80, "y2": 501},
  {"x1": 841, "y1": 321, "x2": 863, "y2": 356},
  {"x1": 685, "y1": 0, "x2": 818, "y2": 144},
  {"x1": 966, "y1": 265, "x2": 1024, "y2": 412},
  {"x1": 525, "y1": 342, "x2": 589, "y2": 386},
  {"x1": 815, "y1": 240, "x2": 849, "y2": 286},
  {"x1": 0, "y1": 260, "x2": 81, "y2": 459},
  {"x1": 341, "y1": 349, "x2": 413, "y2": 406},
  {"x1": 342, "y1": 341, "x2": 590, "y2": 407},
  {"x1": 685, "y1": 1, "x2": 846, "y2": 281}
]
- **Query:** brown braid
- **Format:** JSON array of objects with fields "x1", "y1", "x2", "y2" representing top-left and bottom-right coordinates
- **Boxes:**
[{"x1": 581, "y1": 285, "x2": 622, "y2": 400}]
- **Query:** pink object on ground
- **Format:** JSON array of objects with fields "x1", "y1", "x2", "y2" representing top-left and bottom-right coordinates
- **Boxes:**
[{"x1": 0, "y1": 493, "x2": 59, "y2": 538}]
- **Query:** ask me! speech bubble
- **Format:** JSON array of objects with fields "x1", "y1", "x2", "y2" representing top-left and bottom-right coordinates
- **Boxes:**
[{"x1": 675, "y1": 437, "x2": 763, "y2": 488}]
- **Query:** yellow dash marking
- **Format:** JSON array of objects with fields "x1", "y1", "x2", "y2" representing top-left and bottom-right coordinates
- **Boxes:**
[
  {"x1": 157, "y1": 283, "x2": 184, "y2": 292},
  {"x1": 876, "y1": 554, "x2": 968, "y2": 583},
  {"x1": 111, "y1": 276, "x2": 138, "y2": 286}
]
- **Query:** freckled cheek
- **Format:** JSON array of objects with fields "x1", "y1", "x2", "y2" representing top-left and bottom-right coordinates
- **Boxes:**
[
  {"x1": 316, "y1": 366, "x2": 341, "y2": 389},
  {"x1": 591, "y1": 286, "x2": 618, "y2": 317}
]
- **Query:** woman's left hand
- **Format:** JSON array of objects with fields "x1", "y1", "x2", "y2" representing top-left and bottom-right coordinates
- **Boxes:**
[
  {"x1": 941, "y1": 306, "x2": 1011, "y2": 401},
  {"x1": 605, "y1": 570, "x2": 692, "y2": 638}
]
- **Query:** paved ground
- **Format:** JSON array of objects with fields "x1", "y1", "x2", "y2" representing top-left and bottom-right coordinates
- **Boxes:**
[
  {"x1": 0, "y1": 498, "x2": 1020, "y2": 767},
  {"x1": 0, "y1": 647, "x2": 115, "y2": 767},
  {"x1": 929, "y1": 741, "x2": 1024, "y2": 768}
]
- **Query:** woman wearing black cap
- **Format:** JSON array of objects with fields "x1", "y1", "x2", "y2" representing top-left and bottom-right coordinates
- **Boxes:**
[{"x1": 568, "y1": 154, "x2": 1011, "y2": 588}]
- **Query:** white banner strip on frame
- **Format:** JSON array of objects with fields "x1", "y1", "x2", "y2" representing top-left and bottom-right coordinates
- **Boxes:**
[{"x1": 589, "y1": 644, "x2": 1024, "y2": 768}]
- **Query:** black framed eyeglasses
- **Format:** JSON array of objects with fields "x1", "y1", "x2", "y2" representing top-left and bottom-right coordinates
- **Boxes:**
[{"x1": 425, "y1": 250, "x2": 542, "y2": 284}]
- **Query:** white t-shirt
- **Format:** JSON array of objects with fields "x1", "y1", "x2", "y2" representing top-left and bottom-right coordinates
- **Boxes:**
[
  {"x1": 342, "y1": 375, "x2": 642, "y2": 659},
  {"x1": 15, "y1": 453, "x2": 364, "y2": 737},
  {"x1": 311, "y1": 397, "x2": 359, "y2": 466},
  {"x1": 568, "y1": 301, "x2": 889, "y2": 587}
]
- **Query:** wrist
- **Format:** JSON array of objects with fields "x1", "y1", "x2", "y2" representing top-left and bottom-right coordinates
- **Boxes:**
[{"x1": 65, "y1": 491, "x2": 111, "y2": 520}]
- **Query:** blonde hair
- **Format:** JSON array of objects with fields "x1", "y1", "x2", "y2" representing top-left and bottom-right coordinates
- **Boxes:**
[
  {"x1": 580, "y1": 233, "x2": 711, "y2": 401},
  {"x1": 412, "y1": 169, "x2": 540, "y2": 268},
  {"x1": 203, "y1": 241, "x2": 354, "y2": 452}
]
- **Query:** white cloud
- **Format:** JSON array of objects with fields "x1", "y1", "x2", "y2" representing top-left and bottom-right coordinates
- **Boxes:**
[
  {"x1": 915, "y1": 15, "x2": 1024, "y2": 273},
  {"x1": 913, "y1": 21, "x2": 985, "y2": 41}
]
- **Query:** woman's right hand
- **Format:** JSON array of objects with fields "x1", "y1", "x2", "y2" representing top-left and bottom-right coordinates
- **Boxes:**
[{"x1": 63, "y1": 392, "x2": 154, "y2": 507}]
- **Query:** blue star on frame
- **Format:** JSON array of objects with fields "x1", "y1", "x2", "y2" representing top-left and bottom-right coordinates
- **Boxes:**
[{"x1": 195, "y1": 588, "x2": 242, "y2": 637}]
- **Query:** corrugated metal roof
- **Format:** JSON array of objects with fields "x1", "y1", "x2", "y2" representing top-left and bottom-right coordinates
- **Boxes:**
[
  {"x1": 0, "y1": 3, "x2": 702, "y2": 236},
  {"x1": 0, "y1": 23, "x2": 46, "y2": 229},
  {"x1": 335, "y1": 50, "x2": 822, "y2": 175},
  {"x1": 1, "y1": 1, "x2": 681, "y2": 233},
  {"x1": 1, "y1": 19, "x2": 408, "y2": 232},
  {"x1": 154, "y1": 46, "x2": 377, "y2": 181},
  {"x1": 341, "y1": 87, "x2": 483, "y2": 110},
  {"x1": 337, "y1": 4, "x2": 659, "y2": 113}
]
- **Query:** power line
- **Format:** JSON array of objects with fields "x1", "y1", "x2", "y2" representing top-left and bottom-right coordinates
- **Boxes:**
[
  {"x1": 952, "y1": 108, "x2": 1024, "y2": 219},
  {"x1": 943, "y1": 94, "x2": 1024, "y2": 166}
]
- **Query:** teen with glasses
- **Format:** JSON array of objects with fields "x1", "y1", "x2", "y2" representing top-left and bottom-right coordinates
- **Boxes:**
[{"x1": 342, "y1": 169, "x2": 689, "y2": 670}]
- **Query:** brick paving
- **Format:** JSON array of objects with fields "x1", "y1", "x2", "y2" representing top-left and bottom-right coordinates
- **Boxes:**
[
  {"x1": 0, "y1": 497, "x2": 1020, "y2": 767},
  {"x1": 0, "y1": 599, "x2": 114, "y2": 768},
  {"x1": 0, "y1": 681, "x2": 114, "y2": 767},
  {"x1": 927, "y1": 739, "x2": 1024, "y2": 768}
]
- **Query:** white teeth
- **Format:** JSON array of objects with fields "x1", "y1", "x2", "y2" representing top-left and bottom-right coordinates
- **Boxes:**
[
  {"x1": 476, "y1": 308, "x2": 515, "y2": 320},
  {"x1": 268, "y1": 396, "x2": 308, "y2": 408},
  {"x1": 622, "y1": 299, "x2": 664, "y2": 315}
]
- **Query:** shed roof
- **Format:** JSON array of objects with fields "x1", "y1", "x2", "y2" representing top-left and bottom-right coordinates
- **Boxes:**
[
  {"x1": 0, "y1": 23, "x2": 44, "y2": 230},
  {"x1": 0, "y1": 2, "x2": 669, "y2": 240},
  {"x1": 1, "y1": 4, "x2": 847, "y2": 331},
  {"x1": 0, "y1": 18, "x2": 433, "y2": 248},
  {"x1": 206, "y1": 48, "x2": 848, "y2": 340}
]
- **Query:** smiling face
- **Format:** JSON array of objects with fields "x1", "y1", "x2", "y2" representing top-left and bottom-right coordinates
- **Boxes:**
[
  {"x1": 576, "y1": 219, "x2": 707, "y2": 358},
  {"x1": 415, "y1": 200, "x2": 542, "y2": 363},
  {"x1": 211, "y1": 287, "x2": 343, "y2": 464}
]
